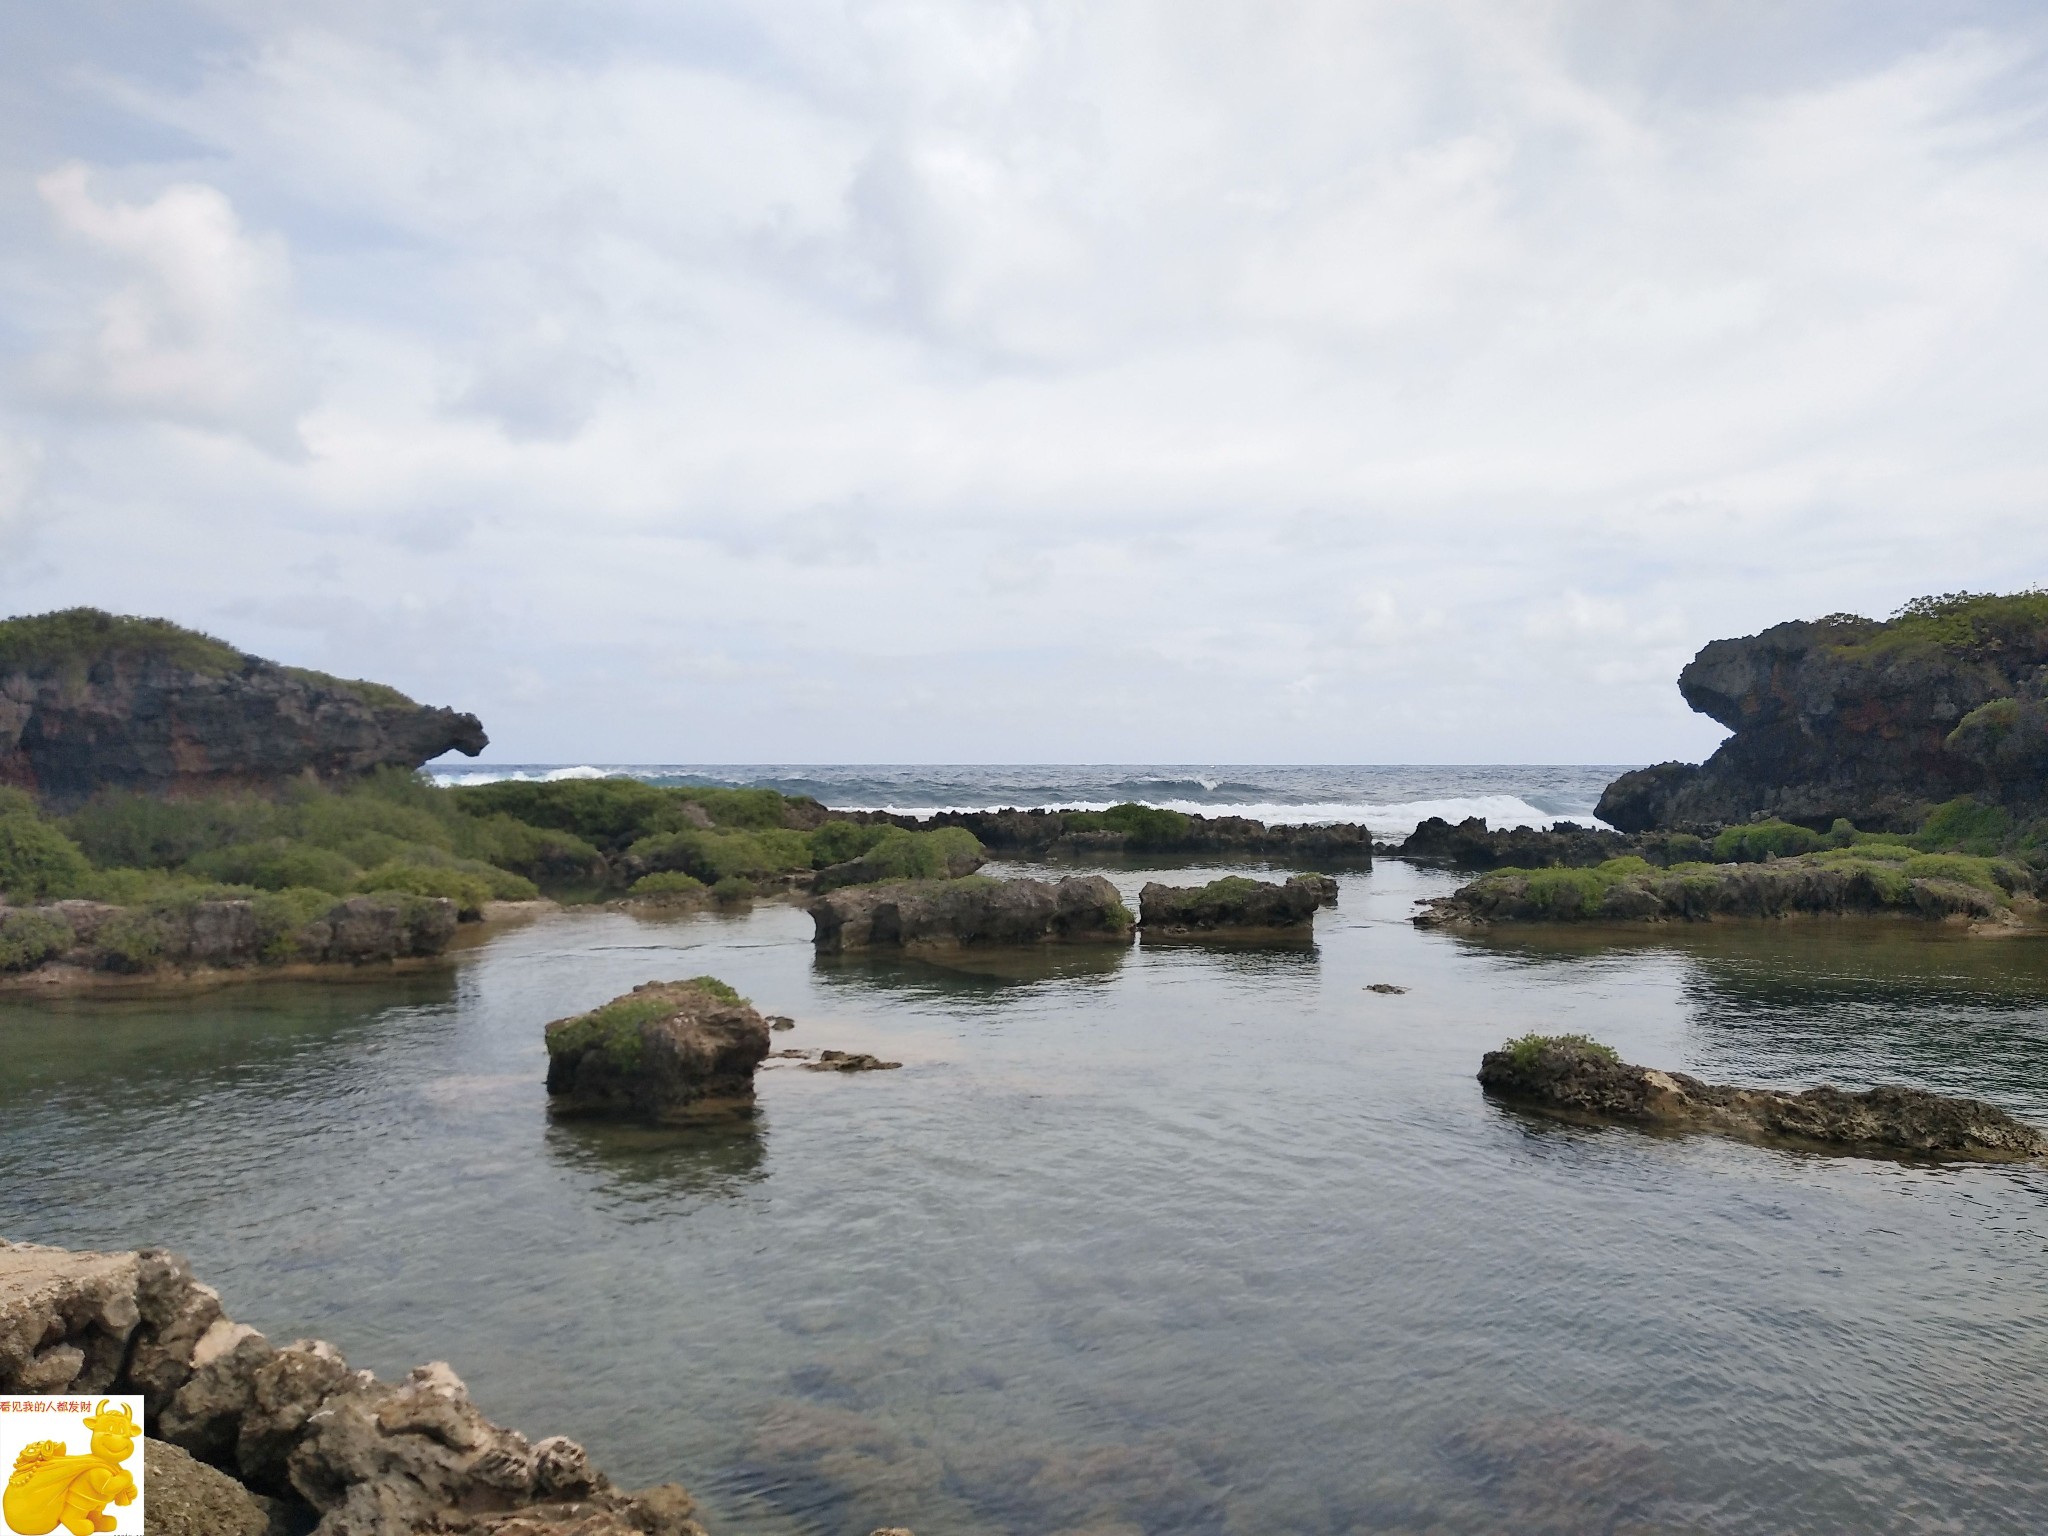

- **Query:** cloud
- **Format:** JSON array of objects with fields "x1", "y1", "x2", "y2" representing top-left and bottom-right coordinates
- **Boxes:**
[
  {"x1": 29, "y1": 163, "x2": 312, "y2": 453},
  {"x1": 0, "y1": 432, "x2": 43, "y2": 542},
  {"x1": 0, "y1": 4, "x2": 2045, "y2": 761}
]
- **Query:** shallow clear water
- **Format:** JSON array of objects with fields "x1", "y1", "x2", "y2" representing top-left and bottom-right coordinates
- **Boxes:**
[{"x1": 4, "y1": 860, "x2": 2047, "y2": 1535}]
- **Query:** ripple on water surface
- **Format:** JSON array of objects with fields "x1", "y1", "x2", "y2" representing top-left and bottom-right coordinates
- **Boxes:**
[{"x1": 3, "y1": 860, "x2": 2047, "y2": 1535}]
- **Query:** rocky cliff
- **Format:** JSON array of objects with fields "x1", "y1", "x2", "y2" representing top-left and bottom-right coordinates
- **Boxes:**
[
  {"x1": 0, "y1": 609, "x2": 486, "y2": 806},
  {"x1": 1597, "y1": 594, "x2": 2048, "y2": 832}
]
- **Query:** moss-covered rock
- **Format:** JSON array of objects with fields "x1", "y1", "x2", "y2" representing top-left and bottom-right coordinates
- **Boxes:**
[
  {"x1": 1137, "y1": 875, "x2": 1322, "y2": 937},
  {"x1": 544, "y1": 978, "x2": 769, "y2": 1122},
  {"x1": 809, "y1": 876, "x2": 1134, "y2": 953}
]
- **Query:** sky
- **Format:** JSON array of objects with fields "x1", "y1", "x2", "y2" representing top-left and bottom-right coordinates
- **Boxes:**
[{"x1": 3, "y1": 1, "x2": 2046, "y2": 765}]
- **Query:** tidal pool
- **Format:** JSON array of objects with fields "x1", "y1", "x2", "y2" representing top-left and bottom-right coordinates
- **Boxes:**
[{"x1": 4, "y1": 860, "x2": 2046, "y2": 1535}]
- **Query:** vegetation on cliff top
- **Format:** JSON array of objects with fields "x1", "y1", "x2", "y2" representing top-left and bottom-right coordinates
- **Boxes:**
[
  {"x1": 0, "y1": 607, "x2": 420, "y2": 709},
  {"x1": 1819, "y1": 590, "x2": 2048, "y2": 662}
]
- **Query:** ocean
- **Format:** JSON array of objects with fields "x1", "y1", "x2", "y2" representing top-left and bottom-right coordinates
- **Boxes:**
[{"x1": 426, "y1": 763, "x2": 1633, "y2": 838}]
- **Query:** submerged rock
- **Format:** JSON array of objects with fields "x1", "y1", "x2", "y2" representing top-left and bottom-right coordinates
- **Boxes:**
[
  {"x1": 809, "y1": 877, "x2": 1134, "y2": 952},
  {"x1": 0, "y1": 1237, "x2": 707, "y2": 1536},
  {"x1": 805, "y1": 1051, "x2": 902, "y2": 1072},
  {"x1": 0, "y1": 608, "x2": 485, "y2": 807},
  {"x1": 545, "y1": 978, "x2": 770, "y2": 1123},
  {"x1": 1478, "y1": 1036, "x2": 2048, "y2": 1161},
  {"x1": 1137, "y1": 875, "x2": 1320, "y2": 937}
]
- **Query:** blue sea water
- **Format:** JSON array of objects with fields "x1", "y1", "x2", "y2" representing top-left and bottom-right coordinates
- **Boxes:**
[{"x1": 427, "y1": 764, "x2": 1633, "y2": 839}]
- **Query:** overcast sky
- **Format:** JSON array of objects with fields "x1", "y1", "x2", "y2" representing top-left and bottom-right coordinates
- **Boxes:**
[{"x1": 3, "y1": 2, "x2": 2046, "y2": 764}]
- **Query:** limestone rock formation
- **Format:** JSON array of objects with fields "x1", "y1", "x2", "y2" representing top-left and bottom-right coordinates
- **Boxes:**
[
  {"x1": 0, "y1": 1238, "x2": 706, "y2": 1536},
  {"x1": 1478, "y1": 1037, "x2": 2048, "y2": 1160},
  {"x1": 144, "y1": 1437, "x2": 271, "y2": 1536},
  {"x1": 1137, "y1": 875, "x2": 1320, "y2": 937},
  {"x1": 0, "y1": 894, "x2": 457, "y2": 982},
  {"x1": 0, "y1": 609, "x2": 486, "y2": 807},
  {"x1": 544, "y1": 978, "x2": 771, "y2": 1122},
  {"x1": 808, "y1": 876, "x2": 1134, "y2": 953},
  {"x1": 1594, "y1": 595, "x2": 2048, "y2": 832}
]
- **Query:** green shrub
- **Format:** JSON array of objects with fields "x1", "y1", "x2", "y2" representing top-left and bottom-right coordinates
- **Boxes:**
[
  {"x1": 1836, "y1": 590, "x2": 2048, "y2": 660},
  {"x1": 847, "y1": 827, "x2": 983, "y2": 882},
  {"x1": 0, "y1": 607, "x2": 245, "y2": 675},
  {"x1": 711, "y1": 875, "x2": 753, "y2": 903},
  {"x1": 629, "y1": 871, "x2": 706, "y2": 898},
  {"x1": 1914, "y1": 797, "x2": 2012, "y2": 855},
  {"x1": 63, "y1": 791, "x2": 278, "y2": 869},
  {"x1": 1902, "y1": 853, "x2": 2009, "y2": 895},
  {"x1": 810, "y1": 820, "x2": 896, "y2": 866},
  {"x1": 186, "y1": 839, "x2": 359, "y2": 894},
  {"x1": 1501, "y1": 1033, "x2": 1620, "y2": 1069},
  {"x1": 250, "y1": 887, "x2": 343, "y2": 961},
  {"x1": 670, "y1": 786, "x2": 797, "y2": 831},
  {"x1": 1827, "y1": 818, "x2": 1857, "y2": 847},
  {"x1": 353, "y1": 862, "x2": 494, "y2": 918},
  {"x1": 1712, "y1": 821, "x2": 1826, "y2": 863},
  {"x1": 93, "y1": 910, "x2": 165, "y2": 972},
  {"x1": 628, "y1": 827, "x2": 813, "y2": 882},
  {"x1": 0, "y1": 908, "x2": 73, "y2": 972},
  {"x1": 0, "y1": 802, "x2": 90, "y2": 901},
  {"x1": 1098, "y1": 802, "x2": 1194, "y2": 847},
  {"x1": 451, "y1": 778, "x2": 673, "y2": 849}
]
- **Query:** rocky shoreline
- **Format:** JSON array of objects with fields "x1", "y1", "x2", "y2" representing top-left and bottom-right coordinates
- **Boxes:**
[
  {"x1": 850, "y1": 805, "x2": 1373, "y2": 863},
  {"x1": 0, "y1": 1238, "x2": 709, "y2": 1536}
]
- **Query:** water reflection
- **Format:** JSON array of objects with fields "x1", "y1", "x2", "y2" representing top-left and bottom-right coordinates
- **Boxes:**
[
  {"x1": 542, "y1": 1116, "x2": 769, "y2": 1215},
  {"x1": 811, "y1": 943, "x2": 1130, "y2": 994}
]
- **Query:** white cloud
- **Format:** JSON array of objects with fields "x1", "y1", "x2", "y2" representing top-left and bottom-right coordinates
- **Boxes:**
[
  {"x1": 0, "y1": 432, "x2": 43, "y2": 540},
  {"x1": 0, "y1": 3, "x2": 2046, "y2": 760},
  {"x1": 30, "y1": 164, "x2": 312, "y2": 453}
]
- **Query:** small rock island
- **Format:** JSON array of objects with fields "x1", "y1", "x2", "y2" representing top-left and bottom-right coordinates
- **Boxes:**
[{"x1": 545, "y1": 978, "x2": 772, "y2": 1122}]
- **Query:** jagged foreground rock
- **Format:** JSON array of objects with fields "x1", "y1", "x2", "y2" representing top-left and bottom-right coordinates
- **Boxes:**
[
  {"x1": 1594, "y1": 595, "x2": 2048, "y2": 832},
  {"x1": 1137, "y1": 875, "x2": 1326, "y2": 937},
  {"x1": 0, "y1": 1238, "x2": 706, "y2": 1536},
  {"x1": 0, "y1": 609, "x2": 486, "y2": 807},
  {"x1": 1478, "y1": 1038, "x2": 2048, "y2": 1161},
  {"x1": 545, "y1": 979, "x2": 771, "y2": 1123},
  {"x1": 810, "y1": 876, "x2": 1133, "y2": 952}
]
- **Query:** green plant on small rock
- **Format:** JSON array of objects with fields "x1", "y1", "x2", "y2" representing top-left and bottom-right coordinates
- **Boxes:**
[{"x1": 1501, "y1": 1033, "x2": 1621, "y2": 1070}]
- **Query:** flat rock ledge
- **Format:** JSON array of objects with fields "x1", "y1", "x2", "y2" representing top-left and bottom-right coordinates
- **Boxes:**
[
  {"x1": 1138, "y1": 875, "x2": 1324, "y2": 938},
  {"x1": 545, "y1": 979, "x2": 770, "y2": 1124},
  {"x1": 809, "y1": 876, "x2": 1133, "y2": 953},
  {"x1": 0, "y1": 894, "x2": 458, "y2": 989},
  {"x1": 1478, "y1": 1039, "x2": 2048, "y2": 1162},
  {"x1": 0, "y1": 1237, "x2": 705, "y2": 1536}
]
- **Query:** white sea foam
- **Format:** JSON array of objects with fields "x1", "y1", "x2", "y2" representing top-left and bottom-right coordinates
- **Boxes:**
[{"x1": 432, "y1": 764, "x2": 616, "y2": 786}]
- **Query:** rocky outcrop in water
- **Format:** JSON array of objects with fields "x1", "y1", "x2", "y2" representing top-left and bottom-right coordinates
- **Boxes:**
[
  {"x1": 1388, "y1": 816, "x2": 1639, "y2": 869},
  {"x1": 0, "y1": 894, "x2": 457, "y2": 984},
  {"x1": 1478, "y1": 1037, "x2": 2048, "y2": 1160},
  {"x1": 0, "y1": 609, "x2": 486, "y2": 807},
  {"x1": 0, "y1": 1238, "x2": 706, "y2": 1535},
  {"x1": 545, "y1": 979, "x2": 771, "y2": 1123},
  {"x1": 809, "y1": 877, "x2": 1134, "y2": 953},
  {"x1": 851, "y1": 807, "x2": 1373, "y2": 863},
  {"x1": 1594, "y1": 595, "x2": 2048, "y2": 832},
  {"x1": 1138, "y1": 876, "x2": 1321, "y2": 937}
]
